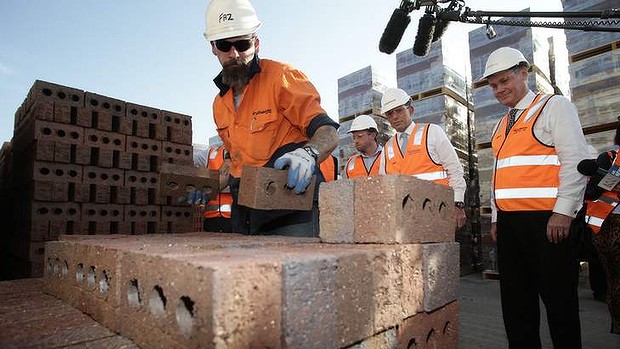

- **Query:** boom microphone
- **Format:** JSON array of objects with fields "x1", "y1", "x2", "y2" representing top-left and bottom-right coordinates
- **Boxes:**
[
  {"x1": 412, "y1": 12, "x2": 436, "y2": 57},
  {"x1": 379, "y1": 8, "x2": 411, "y2": 54},
  {"x1": 578, "y1": 159, "x2": 608, "y2": 177},
  {"x1": 432, "y1": 19, "x2": 450, "y2": 42}
]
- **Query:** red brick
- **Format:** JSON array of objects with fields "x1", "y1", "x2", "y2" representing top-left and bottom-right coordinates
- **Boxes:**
[
  {"x1": 125, "y1": 103, "x2": 162, "y2": 139},
  {"x1": 161, "y1": 141, "x2": 192, "y2": 166},
  {"x1": 73, "y1": 145, "x2": 93, "y2": 165},
  {"x1": 238, "y1": 166, "x2": 316, "y2": 210},
  {"x1": 33, "y1": 120, "x2": 84, "y2": 145},
  {"x1": 354, "y1": 175, "x2": 455, "y2": 243},
  {"x1": 84, "y1": 128, "x2": 126, "y2": 151},
  {"x1": 319, "y1": 178, "x2": 355, "y2": 243},
  {"x1": 125, "y1": 170, "x2": 158, "y2": 189},
  {"x1": 82, "y1": 166, "x2": 124, "y2": 186},
  {"x1": 32, "y1": 162, "x2": 82, "y2": 182},
  {"x1": 125, "y1": 136, "x2": 162, "y2": 157},
  {"x1": 84, "y1": 92, "x2": 126, "y2": 131},
  {"x1": 53, "y1": 141, "x2": 72, "y2": 163},
  {"x1": 396, "y1": 301, "x2": 459, "y2": 349},
  {"x1": 27, "y1": 80, "x2": 84, "y2": 108},
  {"x1": 421, "y1": 242, "x2": 460, "y2": 312},
  {"x1": 161, "y1": 110, "x2": 191, "y2": 132},
  {"x1": 26, "y1": 139, "x2": 55, "y2": 162}
]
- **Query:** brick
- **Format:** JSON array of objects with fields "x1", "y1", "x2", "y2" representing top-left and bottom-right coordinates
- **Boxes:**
[
  {"x1": 319, "y1": 178, "x2": 355, "y2": 243},
  {"x1": 124, "y1": 205, "x2": 160, "y2": 224},
  {"x1": 32, "y1": 162, "x2": 82, "y2": 183},
  {"x1": 125, "y1": 170, "x2": 158, "y2": 189},
  {"x1": 80, "y1": 204, "x2": 125, "y2": 234},
  {"x1": 158, "y1": 163, "x2": 218, "y2": 206},
  {"x1": 421, "y1": 242, "x2": 459, "y2": 312},
  {"x1": 238, "y1": 166, "x2": 316, "y2": 210},
  {"x1": 31, "y1": 201, "x2": 81, "y2": 221},
  {"x1": 354, "y1": 175, "x2": 455, "y2": 243},
  {"x1": 84, "y1": 128, "x2": 126, "y2": 151},
  {"x1": 33, "y1": 120, "x2": 84, "y2": 145},
  {"x1": 396, "y1": 301, "x2": 459, "y2": 349},
  {"x1": 129, "y1": 186, "x2": 158, "y2": 205},
  {"x1": 126, "y1": 136, "x2": 162, "y2": 157},
  {"x1": 27, "y1": 80, "x2": 84, "y2": 108},
  {"x1": 161, "y1": 110, "x2": 192, "y2": 132},
  {"x1": 84, "y1": 92, "x2": 126, "y2": 131},
  {"x1": 118, "y1": 249, "x2": 282, "y2": 349},
  {"x1": 74, "y1": 145, "x2": 93, "y2": 165},
  {"x1": 165, "y1": 126, "x2": 192, "y2": 145},
  {"x1": 54, "y1": 104, "x2": 87, "y2": 126},
  {"x1": 54, "y1": 141, "x2": 72, "y2": 163},
  {"x1": 125, "y1": 102, "x2": 162, "y2": 139},
  {"x1": 26, "y1": 139, "x2": 55, "y2": 162},
  {"x1": 83, "y1": 166, "x2": 124, "y2": 186},
  {"x1": 115, "y1": 150, "x2": 133, "y2": 169},
  {"x1": 344, "y1": 328, "x2": 397, "y2": 349},
  {"x1": 161, "y1": 141, "x2": 192, "y2": 166}
]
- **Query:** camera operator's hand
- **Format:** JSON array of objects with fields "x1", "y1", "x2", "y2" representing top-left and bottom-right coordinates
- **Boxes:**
[{"x1": 274, "y1": 147, "x2": 316, "y2": 194}]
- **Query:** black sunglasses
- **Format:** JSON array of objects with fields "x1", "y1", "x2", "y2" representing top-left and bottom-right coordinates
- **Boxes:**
[{"x1": 214, "y1": 38, "x2": 253, "y2": 52}]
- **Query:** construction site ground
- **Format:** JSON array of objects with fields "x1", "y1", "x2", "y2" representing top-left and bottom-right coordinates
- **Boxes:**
[{"x1": 1, "y1": 271, "x2": 619, "y2": 349}]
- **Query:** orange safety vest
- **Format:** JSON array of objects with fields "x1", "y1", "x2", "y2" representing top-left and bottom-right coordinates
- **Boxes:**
[
  {"x1": 383, "y1": 123, "x2": 449, "y2": 186},
  {"x1": 213, "y1": 59, "x2": 327, "y2": 178},
  {"x1": 204, "y1": 145, "x2": 232, "y2": 219},
  {"x1": 491, "y1": 94, "x2": 558, "y2": 211},
  {"x1": 345, "y1": 151, "x2": 381, "y2": 178},
  {"x1": 319, "y1": 155, "x2": 338, "y2": 182},
  {"x1": 585, "y1": 191, "x2": 619, "y2": 234}
]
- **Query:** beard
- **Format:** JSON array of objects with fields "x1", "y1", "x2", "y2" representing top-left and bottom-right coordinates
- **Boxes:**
[{"x1": 221, "y1": 58, "x2": 251, "y2": 91}]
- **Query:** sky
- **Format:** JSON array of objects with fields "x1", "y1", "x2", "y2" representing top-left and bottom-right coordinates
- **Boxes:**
[{"x1": 0, "y1": 0, "x2": 563, "y2": 146}]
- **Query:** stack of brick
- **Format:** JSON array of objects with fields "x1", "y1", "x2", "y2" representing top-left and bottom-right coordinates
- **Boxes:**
[
  {"x1": 337, "y1": 66, "x2": 394, "y2": 174},
  {"x1": 43, "y1": 174, "x2": 459, "y2": 348},
  {"x1": 5, "y1": 80, "x2": 195, "y2": 278},
  {"x1": 561, "y1": 0, "x2": 620, "y2": 153}
]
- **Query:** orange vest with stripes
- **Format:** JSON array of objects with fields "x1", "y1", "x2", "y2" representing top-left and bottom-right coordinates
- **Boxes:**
[
  {"x1": 204, "y1": 146, "x2": 232, "y2": 219},
  {"x1": 319, "y1": 155, "x2": 338, "y2": 182},
  {"x1": 345, "y1": 151, "x2": 381, "y2": 178},
  {"x1": 585, "y1": 191, "x2": 619, "y2": 234},
  {"x1": 383, "y1": 123, "x2": 449, "y2": 186},
  {"x1": 491, "y1": 94, "x2": 558, "y2": 211}
]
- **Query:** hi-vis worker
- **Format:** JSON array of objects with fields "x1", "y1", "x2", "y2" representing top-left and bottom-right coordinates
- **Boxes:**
[
  {"x1": 319, "y1": 155, "x2": 338, "y2": 182},
  {"x1": 485, "y1": 47, "x2": 589, "y2": 349},
  {"x1": 585, "y1": 150, "x2": 620, "y2": 234},
  {"x1": 202, "y1": 0, "x2": 338, "y2": 236},
  {"x1": 197, "y1": 144, "x2": 233, "y2": 232},
  {"x1": 378, "y1": 87, "x2": 467, "y2": 228},
  {"x1": 344, "y1": 114, "x2": 382, "y2": 178}
]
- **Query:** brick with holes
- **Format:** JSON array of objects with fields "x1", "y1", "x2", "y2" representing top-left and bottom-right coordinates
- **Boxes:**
[
  {"x1": 237, "y1": 166, "x2": 316, "y2": 210},
  {"x1": 84, "y1": 129, "x2": 126, "y2": 151},
  {"x1": 125, "y1": 103, "x2": 162, "y2": 139},
  {"x1": 84, "y1": 92, "x2": 126, "y2": 131},
  {"x1": 83, "y1": 166, "x2": 124, "y2": 186},
  {"x1": 396, "y1": 300, "x2": 459, "y2": 349},
  {"x1": 353, "y1": 174, "x2": 454, "y2": 243},
  {"x1": 161, "y1": 141, "x2": 193, "y2": 166}
]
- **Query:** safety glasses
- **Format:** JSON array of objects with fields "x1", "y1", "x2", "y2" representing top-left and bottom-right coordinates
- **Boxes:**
[{"x1": 214, "y1": 38, "x2": 254, "y2": 52}]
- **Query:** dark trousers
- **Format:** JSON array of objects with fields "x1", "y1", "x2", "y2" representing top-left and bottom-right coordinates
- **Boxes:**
[
  {"x1": 203, "y1": 217, "x2": 232, "y2": 233},
  {"x1": 497, "y1": 210, "x2": 581, "y2": 349}
]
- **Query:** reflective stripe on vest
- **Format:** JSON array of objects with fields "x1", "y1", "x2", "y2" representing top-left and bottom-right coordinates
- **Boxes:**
[
  {"x1": 491, "y1": 94, "x2": 558, "y2": 211},
  {"x1": 345, "y1": 153, "x2": 380, "y2": 178},
  {"x1": 585, "y1": 192, "x2": 619, "y2": 234},
  {"x1": 383, "y1": 123, "x2": 449, "y2": 186}
]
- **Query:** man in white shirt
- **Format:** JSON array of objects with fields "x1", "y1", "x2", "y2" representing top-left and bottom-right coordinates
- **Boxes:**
[
  {"x1": 379, "y1": 87, "x2": 467, "y2": 229},
  {"x1": 485, "y1": 47, "x2": 588, "y2": 349}
]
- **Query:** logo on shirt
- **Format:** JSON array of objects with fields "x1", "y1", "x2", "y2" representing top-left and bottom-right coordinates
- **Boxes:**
[{"x1": 252, "y1": 109, "x2": 272, "y2": 116}]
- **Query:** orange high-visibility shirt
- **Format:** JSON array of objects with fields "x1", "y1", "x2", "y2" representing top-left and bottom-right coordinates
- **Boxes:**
[
  {"x1": 345, "y1": 152, "x2": 380, "y2": 178},
  {"x1": 213, "y1": 59, "x2": 327, "y2": 178},
  {"x1": 204, "y1": 145, "x2": 232, "y2": 219},
  {"x1": 383, "y1": 123, "x2": 449, "y2": 186},
  {"x1": 491, "y1": 94, "x2": 559, "y2": 211}
]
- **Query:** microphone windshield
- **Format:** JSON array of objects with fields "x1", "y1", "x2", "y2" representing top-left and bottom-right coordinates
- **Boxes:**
[
  {"x1": 432, "y1": 19, "x2": 450, "y2": 43},
  {"x1": 413, "y1": 12, "x2": 436, "y2": 57},
  {"x1": 577, "y1": 159, "x2": 600, "y2": 176},
  {"x1": 379, "y1": 8, "x2": 411, "y2": 54}
]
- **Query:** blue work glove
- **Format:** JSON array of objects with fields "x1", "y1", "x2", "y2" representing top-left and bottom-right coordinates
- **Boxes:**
[
  {"x1": 178, "y1": 189, "x2": 209, "y2": 205},
  {"x1": 273, "y1": 147, "x2": 316, "y2": 194}
]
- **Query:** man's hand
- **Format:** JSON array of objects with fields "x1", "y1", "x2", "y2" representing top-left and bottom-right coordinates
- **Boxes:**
[
  {"x1": 491, "y1": 222, "x2": 497, "y2": 244},
  {"x1": 273, "y1": 147, "x2": 316, "y2": 194},
  {"x1": 455, "y1": 207, "x2": 466, "y2": 229},
  {"x1": 179, "y1": 189, "x2": 210, "y2": 205},
  {"x1": 547, "y1": 212, "x2": 572, "y2": 243}
]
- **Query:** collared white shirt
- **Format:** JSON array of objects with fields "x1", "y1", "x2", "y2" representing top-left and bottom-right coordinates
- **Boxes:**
[
  {"x1": 360, "y1": 144, "x2": 382, "y2": 170},
  {"x1": 490, "y1": 90, "x2": 589, "y2": 222},
  {"x1": 379, "y1": 121, "x2": 467, "y2": 202}
]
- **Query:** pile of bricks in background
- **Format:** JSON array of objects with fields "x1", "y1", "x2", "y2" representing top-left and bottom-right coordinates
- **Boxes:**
[
  {"x1": 44, "y1": 174, "x2": 459, "y2": 348},
  {"x1": 1, "y1": 80, "x2": 196, "y2": 279}
]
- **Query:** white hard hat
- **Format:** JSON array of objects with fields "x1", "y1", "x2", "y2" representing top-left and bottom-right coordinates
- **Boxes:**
[
  {"x1": 381, "y1": 88, "x2": 411, "y2": 114},
  {"x1": 482, "y1": 47, "x2": 529, "y2": 79},
  {"x1": 204, "y1": 0, "x2": 262, "y2": 42},
  {"x1": 348, "y1": 114, "x2": 378, "y2": 133}
]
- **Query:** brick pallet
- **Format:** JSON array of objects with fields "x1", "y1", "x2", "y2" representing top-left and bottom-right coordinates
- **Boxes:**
[{"x1": 3, "y1": 80, "x2": 195, "y2": 278}]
